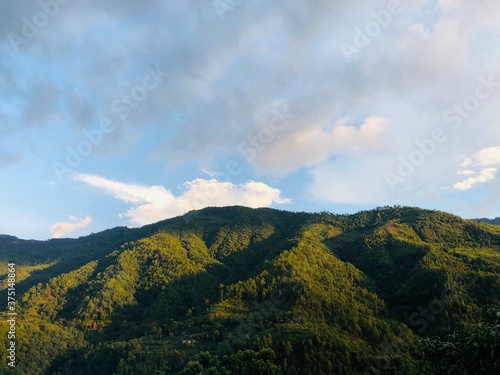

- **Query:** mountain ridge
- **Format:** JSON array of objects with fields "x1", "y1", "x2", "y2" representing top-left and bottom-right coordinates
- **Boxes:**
[
  {"x1": 475, "y1": 217, "x2": 500, "y2": 226},
  {"x1": 0, "y1": 205, "x2": 498, "y2": 374}
]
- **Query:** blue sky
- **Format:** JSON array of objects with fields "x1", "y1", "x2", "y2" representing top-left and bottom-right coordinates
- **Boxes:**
[{"x1": 1, "y1": 0, "x2": 500, "y2": 240}]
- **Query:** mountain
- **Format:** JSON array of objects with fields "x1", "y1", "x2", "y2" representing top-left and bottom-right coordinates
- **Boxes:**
[
  {"x1": 475, "y1": 217, "x2": 500, "y2": 226},
  {"x1": 0, "y1": 206, "x2": 499, "y2": 375}
]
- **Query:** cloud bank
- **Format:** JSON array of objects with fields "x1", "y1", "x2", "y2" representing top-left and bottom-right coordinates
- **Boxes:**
[{"x1": 74, "y1": 173, "x2": 290, "y2": 226}]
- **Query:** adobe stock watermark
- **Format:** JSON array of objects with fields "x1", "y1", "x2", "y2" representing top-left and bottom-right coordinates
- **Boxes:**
[
  {"x1": 238, "y1": 101, "x2": 295, "y2": 163},
  {"x1": 52, "y1": 64, "x2": 168, "y2": 182},
  {"x1": 222, "y1": 271, "x2": 299, "y2": 353},
  {"x1": 443, "y1": 75, "x2": 499, "y2": 131},
  {"x1": 407, "y1": 288, "x2": 451, "y2": 334},
  {"x1": 222, "y1": 289, "x2": 289, "y2": 353},
  {"x1": 6, "y1": 263, "x2": 17, "y2": 369},
  {"x1": 385, "y1": 74, "x2": 500, "y2": 192},
  {"x1": 213, "y1": 0, "x2": 243, "y2": 20},
  {"x1": 340, "y1": 0, "x2": 402, "y2": 62},
  {"x1": 7, "y1": 0, "x2": 72, "y2": 53},
  {"x1": 183, "y1": 101, "x2": 295, "y2": 216},
  {"x1": 363, "y1": 288, "x2": 453, "y2": 374}
]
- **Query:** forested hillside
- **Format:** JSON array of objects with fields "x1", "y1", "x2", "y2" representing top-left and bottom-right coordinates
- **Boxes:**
[{"x1": 1, "y1": 206, "x2": 499, "y2": 374}]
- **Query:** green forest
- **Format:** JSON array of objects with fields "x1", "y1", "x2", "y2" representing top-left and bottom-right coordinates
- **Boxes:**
[{"x1": 0, "y1": 206, "x2": 499, "y2": 374}]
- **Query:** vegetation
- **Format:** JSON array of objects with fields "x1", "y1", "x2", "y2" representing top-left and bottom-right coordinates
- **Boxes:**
[{"x1": 0, "y1": 206, "x2": 498, "y2": 374}]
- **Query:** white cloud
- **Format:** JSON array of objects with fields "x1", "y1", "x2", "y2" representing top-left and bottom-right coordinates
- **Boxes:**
[
  {"x1": 50, "y1": 216, "x2": 92, "y2": 239},
  {"x1": 453, "y1": 168, "x2": 497, "y2": 191},
  {"x1": 453, "y1": 146, "x2": 500, "y2": 190},
  {"x1": 251, "y1": 116, "x2": 390, "y2": 176},
  {"x1": 475, "y1": 146, "x2": 500, "y2": 166},
  {"x1": 74, "y1": 174, "x2": 174, "y2": 204},
  {"x1": 458, "y1": 169, "x2": 475, "y2": 176},
  {"x1": 459, "y1": 157, "x2": 473, "y2": 167},
  {"x1": 75, "y1": 174, "x2": 290, "y2": 226}
]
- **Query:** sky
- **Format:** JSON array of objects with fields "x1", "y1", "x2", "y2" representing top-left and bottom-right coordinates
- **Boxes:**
[{"x1": 1, "y1": 0, "x2": 500, "y2": 240}]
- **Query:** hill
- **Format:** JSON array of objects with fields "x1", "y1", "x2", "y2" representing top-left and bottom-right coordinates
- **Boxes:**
[
  {"x1": 0, "y1": 206, "x2": 499, "y2": 374},
  {"x1": 475, "y1": 217, "x2": 500, "y2": 226}
]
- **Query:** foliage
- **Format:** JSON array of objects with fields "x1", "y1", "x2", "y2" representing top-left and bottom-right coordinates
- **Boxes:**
[{"x1": 0, "y1": 206, "x2": 498, "y2": 374}]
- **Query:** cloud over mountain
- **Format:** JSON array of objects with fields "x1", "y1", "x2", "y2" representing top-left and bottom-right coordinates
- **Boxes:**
[{"x1": 74, "y1": 173, "x2": 290, "y2": 225}]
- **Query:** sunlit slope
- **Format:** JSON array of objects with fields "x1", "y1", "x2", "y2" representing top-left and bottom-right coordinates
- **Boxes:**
[{"x1": 0, "y1": 206, "x2": 498, "y2": 374}]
